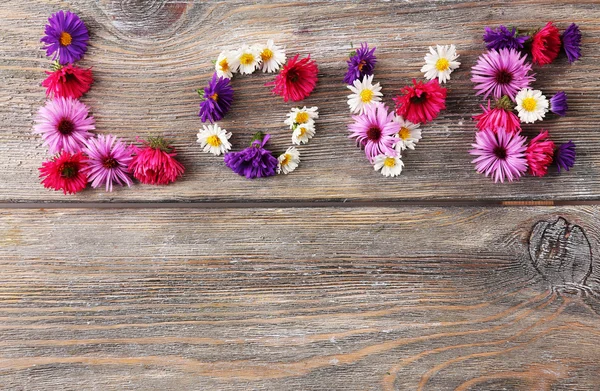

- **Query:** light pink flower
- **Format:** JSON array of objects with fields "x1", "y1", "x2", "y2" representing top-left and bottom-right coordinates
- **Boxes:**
[
  {"x1": 82, "y1": 134, "x2": 133, "y2": 192},
  {"x1": 470, "y1": 128, "x2": 528, "y2": 183}
]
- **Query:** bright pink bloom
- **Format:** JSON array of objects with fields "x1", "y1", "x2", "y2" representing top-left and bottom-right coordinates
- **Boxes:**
[
  {"x1": 531, "y1": 22, "x2": 561, "y2": 65},
  {"x1": 348, "y1": 103, "x2": 399, "y2": 163},
  {"x1": 393, "y1": 79, "x2": 446, "y2": 124},
  {"x1": 471, "y1": 48, "x2": 534, "y2": 100},
  {"x1": 82, "y1": 134, "x2": 134, "y2": 192},
  {"x1": 269, "y1": 54, "x2": 318, "y2": 102},
  {"x1": 473, "y1": 98, "x2": 521, "y2": 134},
  {"x1": 526, "y1": 130, "x2": 555, "y2": 177},
  {"x1": 470, "y1": 127, "x2": 528, "y2": 183},
  {"x1": 42, "y1": 64, "x2": 93, "y2": 99},
  {"x1": 39, "y1": 151, "x2": 88, "y2": 194},
  {"x1": 129, "y1": 137, "x2": 185, "y2": 185}
]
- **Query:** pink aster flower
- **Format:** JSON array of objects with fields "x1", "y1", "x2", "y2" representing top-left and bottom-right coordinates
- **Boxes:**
[
  {"x1": 39, "y1": 151, "x2": 88, "y2": 195},
  {"x1": 348, "y1": 102, "x2": 399, "y2": 163},
  {"x1": 526, "y1": 131, "x2": 555, "y2": 177},
  {"x1": 473, "y1": 97, "x2": 521, "y2": 134},
  {"x1": 129, "y1": 136, "x2": 185, "y2": 185},
  {"x1": 470, "y1": 128, "x2": 528, "y2": 183},
  {"x1": 82, "y1": 134, "x2": 134, "y2": 192},
  {"x1": 33, "y1": 97, "x2": 95, "y2": 154}
]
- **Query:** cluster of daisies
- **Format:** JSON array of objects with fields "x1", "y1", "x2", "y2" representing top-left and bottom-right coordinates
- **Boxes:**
[
  {"x1": 470, "y1": 22, "x2": 581, "y2": 182},
  {"x1": 346, "y1": 43, "x2": 460, "y2": 176},
  {"x1": 196, "y1": 42, "x2": 319, "y2": 178},
  {"x1": 34, "y1": 11, "x2": 184, "y2": 195}
]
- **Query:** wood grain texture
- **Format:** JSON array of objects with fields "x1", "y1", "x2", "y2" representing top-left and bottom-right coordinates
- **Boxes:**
[
  {"x1": 1, "y1": 206, "x2": 600, "y2": 389},
  {"x1": 0, "y1": 0, "x2": 599, "y2": 202}
]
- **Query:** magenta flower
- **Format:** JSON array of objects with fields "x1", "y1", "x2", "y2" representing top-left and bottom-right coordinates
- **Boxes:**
[
  {"x1": 348, "y1": 103, "x2": 399, "y2": 163},
  {"x1": 471, "y1": 48, "x2": 535, "y2": 100},
  {"x1": 82, "y1": 135, "x2": 134, "y2": 192},
  {"x1": 40, "y1": 10, "x2": 89, "y2": 64},
  {"x1": 33, "y1": 97, "x2": 95, "y2": 154},
  {"x1": 470, "y1": 128, "x2": 528, "y2": 183},
  {"x1": 473, "y1": 97, "x2": 521, "y2": 134}
]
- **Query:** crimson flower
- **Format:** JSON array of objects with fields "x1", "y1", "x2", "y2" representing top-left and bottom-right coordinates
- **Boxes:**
[
  {"x1": 393, "y1": 79, "x2": 447, "y2": 124},
  {"x1": 269, "y1": 54, "x2": 318, "y2": 102},
  {"x1": 531, "y1": 22, "x2": 561, "y2": 65},
  {"x1": 39, "y1": 151, "x2": 88, "y2": 194},
  {"x1": 42, "y1": 63, "x2": 93, "y2": 99}
]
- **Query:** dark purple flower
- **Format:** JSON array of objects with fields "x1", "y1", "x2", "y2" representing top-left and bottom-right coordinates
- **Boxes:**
[
  {"x1": 224, "y1": 133, "x2": 278, "y2": 179},
  {"x1": 550, "y1": 91, "x2": 568, "y2": 116},
  {"x1": 40, "y1": 10, "x2": 89, "y2": 64},
  {"x1": 554, "y1": 141, "x2": 576, "y2": 172},
  {"x1": 198, "y1": 73, "x2": 234, "y2": 123},
  {"x1": 562, "y1": 23, "x2": 582, "y2": 63},
  {"x1": 483, "y1": 25, "x2": 529, "y2": 51},
  {"x1": 344, "y1": 42, "x2": 377, "y2": 84}
]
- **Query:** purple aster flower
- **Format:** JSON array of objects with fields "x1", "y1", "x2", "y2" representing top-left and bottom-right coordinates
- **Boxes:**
[
  {"x1": 224, "y1": 133, "x2": 278, "y2": 179},
  {"x1": 483, "y1": 26, "x2": 529, "y2": 51},
  {"x1": 40, "y1": 10, "x2": 89, "y2": 65},
  {"x1": 198, "y1": 73, "x2": 234, "y2": 123},
  {"x1": 344, "y1": 42, "x2": 377, "y2": 84},
  {"x1": 554, "y1": 141, "x2": 576, "y2": 172},
  {"x1": 549, "y1": 91, "x2": 568, "y2": 116},
  {"x1": 82, "y1": 134, "x2": 134, "y2": 192},
  {"x1": 562, "y1": 23, "x2": 582, "y2": 63},
  {"x1": 471, "y1": 48, "x2": 535, "y2": 100}
]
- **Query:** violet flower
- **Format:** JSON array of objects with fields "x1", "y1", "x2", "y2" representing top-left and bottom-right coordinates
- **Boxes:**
[
  {"x1": 483, "y1": 25, "x2": 528, "y2": 51},
  {"x1": 198, "y1": 73, "x2": 234, "y2": 123},
  {"x1": 562, "y1": 23, "x2": 582, "y2": 63},
  {"x1": 224, "y1": 133, "x2": 278, "y2": 179},
  {"x1": 549, "y1": 91, "x2": 568, "y2": 116},
  {"x1": 554, "y1": 141, "x2": 576, "y2": 172},
  {"x1": 344, "y1": 42, "x2": 377, "y2": 84}
]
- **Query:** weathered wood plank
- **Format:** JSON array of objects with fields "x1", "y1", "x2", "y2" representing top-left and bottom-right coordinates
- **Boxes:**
[
  {"x1": 0, "y1": 0, "x2": 599, "y2": 202},
  {"x1": 1, "y1": 206, "x2": 600, "y2": 389}
]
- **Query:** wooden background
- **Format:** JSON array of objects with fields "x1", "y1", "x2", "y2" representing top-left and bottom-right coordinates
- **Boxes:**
[{"x1": 1, "y1": 0, "x2": 600, "y2": 390}]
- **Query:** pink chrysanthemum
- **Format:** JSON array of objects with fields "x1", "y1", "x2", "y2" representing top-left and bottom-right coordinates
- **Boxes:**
[
  {"x1": 348, "y1": 102, "x2": 399, "y2": 163},
  {"x1": 129, "y1": 137, "x2": 185, "y2": 185},
  {"x1": 473, "y1": 97, "x2": 521, "y2": 134},
  {"x1": 33, "y1": 97, "x2": 95, "y2": 154},
  {"x1": 470, "y1": 128, "x2": 528, "y2": 183},
  {"x1": 269, "y1": 54, "x2": 318, "y2": 102},
  {"x1": 82, "y1": 134, "x2": 134, "y2": 192},
  {"x1": 526, "y1": 130, "x2": 555, "y2": 177},
  {"x1": 39, "y1": 151, "x2": 88, "y2": 195},
  {"x1": 471, "y1": 48, "x2": 535, "y2": 100},
  {"x1": 393, "y1": 79, "x2": 446, "y2": 124},
  {"x1": 42, "y1": 63, "x2": 93, "y2": 99}
]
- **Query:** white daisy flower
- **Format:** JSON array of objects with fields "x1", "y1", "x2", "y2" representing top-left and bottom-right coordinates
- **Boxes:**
[
  {"x1": 236, "y1": 44, "x2": 261, "y2": 75},
  {"x1": 215, "y1": 50, "x2": 239, "y2": 79},
  {"x1": 420, "y1": 44, "x2": 461, "y2": 84},
  {"x1": 284, "y1": 106, "x2": 319, "y2": 129},
  {"x1": 373, "y1": 154, "x2": 404, "y2": 177},
  {"x1": 292, "y1": 123, "x2": 315, "y2": 145},
  {"x1": 197, "y1": 124, "x2": 232, "y2": 156},
  {"x1": 393, "y1": 116, "x2": 422, "y2": 151},
  {"x1": 257, "y1": 40, "x2": 286, "y2": 73},
  {"x1": 515, "y1": 88, "x2": 549, "y2": 123},
  {"x1": 277, "y1": 146, "x2": 300, "y2": 174},
  {"x1": 347, "y1": 74, "x2": 383, "y2": 114}
]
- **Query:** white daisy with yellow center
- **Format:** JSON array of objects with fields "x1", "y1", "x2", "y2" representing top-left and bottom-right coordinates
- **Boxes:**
[
  {"x1": 197, "y1": 124, "x2": 232, "y2": 156},
  {"x1": 277, "y1": 146, "x2": 300, "y2": 174},
  {"x1": 215, "y1": 50, "x2": 240, "y2": 79},
  {"x1": 284, "y1": 106, "x2": 319, "y2": 129},
  {"x1": 373, "y1": 154, "x2": 404, "y2": 177},
  {"x1": 393, "y1": 116, "x2": 422, "y2": 152},
  {"x1": 347, "y1": 74, "x2": 383, "y2": 114},
  {"x1": 515, "y1": 88, "x2": 549, "y2": 123},
  {"x1": 236, "y1": 44, "x2": 261, "y2": 75},
  {"x1": 292, "y1": 122, "x2": 315, "y2": 145},
  {"x1": 420, "y1": 44, "x2": 460, "y2": 84},
  {"x1": 257, "y1": 39, "x2": 286, "y2": 73}
]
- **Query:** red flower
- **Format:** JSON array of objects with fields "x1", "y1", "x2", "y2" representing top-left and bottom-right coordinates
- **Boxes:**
[
  {"x1": 129, "y1": 137, "x2": 185, "y2": 185},
  {"x1": 393, "y1": 79, "x2": 447, "y2": 124},
  {"x1": 473, "y1": 98, "x2": 521, "y2": 134},
  {"x1": 269, "y1": 54, "x2": 318, "y2": 102},
  {"x1": 531, "y1": 22, "x2": 561, "y2": 65},
  {"x1": 42, "y1": 63, "x2": 93, "y2": 99},
  {"x1": 526, "y1": 130, "x2": 555, "y2": 177},
  {"x1": 39, "y1": 151, "x2": 88, "y2": 194}
]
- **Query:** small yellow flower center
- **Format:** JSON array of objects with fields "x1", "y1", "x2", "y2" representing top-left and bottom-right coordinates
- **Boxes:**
[
  {"x1": 261, "y1": 48, "x2": 274, "y2": 62},
  {"x1": 239, "y1": 53, "x2": 255, "y2": 66},
  {"x1": 280, "y1": 154, "x2": 290, "y2": 167},
  {"x1": 383, "y1": 157, "x2": 396, "y2": 168},
  {"x1": 357, "y1": 60, "x2": 366, "y2": 72},
  {"x1": 435, "y1": 58, "x2": 450, "y2": 71},
  {"x1": 298, "y1": 127, "x2": 306, "y2": 137},
  {"x1": 206, "y1": 135, "x2": 221, "y2": 147},
  {"x1": 522, "y1": 97, "x2": 537, "y2": 112},
  {"x1": 360, "y1": 89, "x2": 374, "y2": 103},
  {"x1": 59, "y1": 32, "x2": 72, "y2": 46},
  {"x1": 210, "y1": 93, "x2": 218, "y2": 101},
  {"x1": 295, "y1": 112, "x2": 309, "y2": 124},
  {"x1": 218, "y1": 58, "x2": 229, "y2": 72},
  {"x1": 399, "y1": 127, "x2": 411, "y2": 141}
]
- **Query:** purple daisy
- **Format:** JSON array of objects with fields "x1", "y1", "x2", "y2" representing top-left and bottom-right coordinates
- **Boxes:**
[
  {"x1": 40, "y1": 10, "x2": 89, "y2": 64},
  {"x1": 562, "y1": 23, "x2": 582, "y2": 63},
  {"x1": 33, "y1": 97, "x2": 95, "y2": 154},
  {"x1": 483, "y1": 26, "x2": 529, "y2": 51},
  {"x1": 82, "y1": 134, "x2": 134, "y2": 192},
  {"x1": 344, "y1": 42, "x2": 377, "y2": 84},
  {"x1": 348, "y1": 102, "x2": 399, "y2": 163},
  {"x1": 470, "y1": 128, "x2": 528, "y2": 183},
  {"x1": 198, "y1": 73, "x2": 234, "y2": 123},
  {"x1": 471, "y1": 48, "x2": 535, "y2": 100},
  {"x1": 554, "y1": 141, "x2": 576, "y2": 172},
  {"x1": 224, "y1": 133, "x2": 278, "y2": 179},
  {"x1": 550, "y1": 91, "x2": 568, "y2": 116}
]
